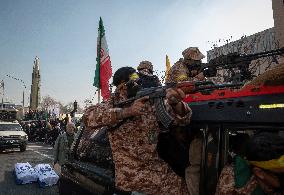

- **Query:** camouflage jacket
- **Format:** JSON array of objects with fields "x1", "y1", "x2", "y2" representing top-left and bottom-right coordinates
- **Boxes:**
[
  {"x1": 84, "y1": 97, "x2": 191, "y2": 195},
  {"x1": 166, "y1": 59, "x2": 200, "y2": 83},
  {"x1": 215, "y1": 165, "x2": 259, "y2": 195}
]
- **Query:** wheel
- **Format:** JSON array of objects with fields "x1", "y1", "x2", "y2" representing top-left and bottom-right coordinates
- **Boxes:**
[{"x1": 20, "y1": 144, "x2": 26, "y2": 152}]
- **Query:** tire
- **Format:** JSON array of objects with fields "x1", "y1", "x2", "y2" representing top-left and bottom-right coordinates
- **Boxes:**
[{"x1": 20, "y1": 144, "x2": 26, "y2": 152}]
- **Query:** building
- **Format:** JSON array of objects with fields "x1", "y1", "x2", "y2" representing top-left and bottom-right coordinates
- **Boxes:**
[
  {"x1": 207, "y1": 0, "x2": 284, "y2": 83},
  {"x1": 273, "y1": 0, "x2": 284, "y2": 48},
  {"x1": 30, "y1": 56, "x2": 41, "y2": 110}
]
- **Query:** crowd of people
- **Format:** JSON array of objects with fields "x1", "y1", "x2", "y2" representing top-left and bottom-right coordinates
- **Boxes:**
[{"x1": 20, "y1": 115, "x2": 80, "y2": 146}]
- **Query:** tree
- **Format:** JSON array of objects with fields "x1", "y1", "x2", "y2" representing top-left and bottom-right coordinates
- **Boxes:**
[
  {"x1": 40, "y1": 95, "x2": 59, "y2": 111},
  {"x1": 83, "y1": 98, "x2": 92, "y2": 110},
  {"x1": 60, "y1": 102, "x2": 74, "y2": 113},
  {"x1": 41, "y1": 95, "x2": 84, "y2": 114}
]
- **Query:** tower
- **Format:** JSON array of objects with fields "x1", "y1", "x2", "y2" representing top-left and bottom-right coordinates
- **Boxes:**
[{"x1": 30, "y1": 56, "x2": 41, "y2": 110}]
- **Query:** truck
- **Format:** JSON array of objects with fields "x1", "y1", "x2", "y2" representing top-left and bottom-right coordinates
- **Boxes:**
[
  {"x1": 59, "y1": 48, "x2": 284, "y2": 194},
  {"x1": 0, "y1": 108, "x2": 28, "y2": 152}
]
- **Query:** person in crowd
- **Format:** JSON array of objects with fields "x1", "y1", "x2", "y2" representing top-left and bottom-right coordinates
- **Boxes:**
[
  {"x1": 216, "y1": 132, "x2": 284, "y2": 195},
  {"x1": 166, "y1": 47, "x2": 205, "y2": 83},
  {"x1": 53, "y1": 122, "x2": 76, "y2": 174},
  {"x1": 137, "y1": 60, "x2": 161, "y2": 88},
  {"x1": 44, "y1": 120, "x2": 53, "y2": 144},
  {"x1": 84, "y1": 67, "x2": 192, "y2": 194}
]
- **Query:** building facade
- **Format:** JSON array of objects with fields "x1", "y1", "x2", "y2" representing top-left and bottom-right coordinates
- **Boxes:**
[
  {"x1": 273, "y1": 0, "x2": 284, "y2": 48},
  {"x1": 30, "y1": 57, "x2": 41, "y2": 110},
  {"x1": 206, "y1": 0, "x2": 284, "y2": 83}
]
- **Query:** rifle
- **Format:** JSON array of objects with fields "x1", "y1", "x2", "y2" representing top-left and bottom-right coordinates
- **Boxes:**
[
  {"x1": 197, "y1": 47, "x2": 284, "y2": 82},
  {"x1": 114, "y1": 81, "x2": 243, "y2": 128}
]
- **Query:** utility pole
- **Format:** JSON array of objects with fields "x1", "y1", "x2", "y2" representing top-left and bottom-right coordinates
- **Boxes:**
[
  {"x1": 6, "y1": 75, "x2": 27, "y2": 117},
  {"x1": 0, "y1": 80, "x2": 4, "y2": 109}
]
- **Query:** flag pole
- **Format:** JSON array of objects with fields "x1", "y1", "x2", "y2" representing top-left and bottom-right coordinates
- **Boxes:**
[
  {"x1": 1, "y1": 80, "x2": 4, "y2": 109},
  {"x1": 97, "y1": 18, "x2": 102, "y2": 103},
  {"x1": 98, "y1": 89, "x2": 101, "y2": 103},
  {"x1": 97, "y1": 18, "x2": 103, "y2": 103}
]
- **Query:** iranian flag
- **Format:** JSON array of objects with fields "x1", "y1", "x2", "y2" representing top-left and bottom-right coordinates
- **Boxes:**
[{"x1": 93, "y1": 17, "x2": 112, "y2": 101}]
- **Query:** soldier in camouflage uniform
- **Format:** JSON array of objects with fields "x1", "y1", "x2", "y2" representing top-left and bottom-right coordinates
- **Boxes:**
[
  {"x1": 216, "y1": 132, "x2": 284, "y2": 195},
  {"x1": 137, "y1": 60, "x2": 161, "y2": 88},
  {"x1": 166, "y1": 47, "x2": 206, "y2": 195},
  {"x1": 84, "y1": 67, "x2": 192, "y2": 195},
  {"x1": 167, "y1": 47, "x2": 205, "y2": 83}
]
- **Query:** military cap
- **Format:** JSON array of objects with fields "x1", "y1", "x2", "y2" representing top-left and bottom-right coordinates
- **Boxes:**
[
  {"x1": 137, "y1": 60, "x2": 153, "y2": 71},
  {"x1": 182, "y1": 47, "x2": 205, "y2": 61}
]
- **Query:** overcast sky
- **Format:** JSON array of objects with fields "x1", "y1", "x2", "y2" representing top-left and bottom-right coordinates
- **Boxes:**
[{"x1": 0, "y1": 0, "x2": 274, "y2": 107}]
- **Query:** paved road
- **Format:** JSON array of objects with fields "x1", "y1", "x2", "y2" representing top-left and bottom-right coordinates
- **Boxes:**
[{"x1": 0, "y1": 142, "x2": 58, "y2": 195}]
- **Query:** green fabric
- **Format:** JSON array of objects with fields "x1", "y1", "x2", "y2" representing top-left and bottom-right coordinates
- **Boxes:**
[
  {"x1": 234, "y1": 155, "x2": 252, "y2": 188},
  {"x1": 93, "y1": 17, "x2": 105, "y2": 88},
  {"x1": 234, "y1": 155, "x2": 264, "y2": 195}
]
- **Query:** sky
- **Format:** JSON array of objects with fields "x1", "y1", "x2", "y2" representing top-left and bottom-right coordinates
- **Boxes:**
[{"x1": 0, "y1": 0, "x2": 274, "y2": 107}]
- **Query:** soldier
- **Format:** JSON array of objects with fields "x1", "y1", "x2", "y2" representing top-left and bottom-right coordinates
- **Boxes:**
[
  {"x1": 137, "y1": 60, "x2": 161, "y2": 88},
  {"x1": 84, "y1": 67, "x2": 192, "y2": 195},
  {"x1": 216, "y1": 132, "x2": 284, "y2": 195},
  {"x1": 166, "y1": 47, "x2": 206, "y2": 195},
  {"x1": 167, "y1": 47, "x2": 205, "y2": 83}
]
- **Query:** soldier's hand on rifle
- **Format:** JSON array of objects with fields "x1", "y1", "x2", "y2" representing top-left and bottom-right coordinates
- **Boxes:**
[
  {"x1": 120, "y1": 96, "x2": 149, "y2": 118},
  {"x1": 195, "y1": 72, "x2": 205, "y2": 81},
  {"x1": 166, "y1": 88, "x2": 189, "y2": 117},
  {"x1": 166, "y1": 88, "x2": 185, "y2": 105}
]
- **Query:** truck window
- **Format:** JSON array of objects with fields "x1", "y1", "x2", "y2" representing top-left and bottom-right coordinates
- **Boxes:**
[{"x1": 0, "y1": 124, "x2": 22, "y2": 131}]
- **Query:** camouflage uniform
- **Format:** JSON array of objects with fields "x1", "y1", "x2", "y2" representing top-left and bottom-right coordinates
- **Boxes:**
[
  {"x1": 167, "y1": 58, "x2": 193, "y2": 82},
  {"x1": 215, "y1": 165, "x2": 259, "y2": 195},
  {"x1": 84, "y1": 95, "x2": 191, "y2": 195},
  {"x1": 167, "y1": 47, "x2": 205, "y2": 83}
]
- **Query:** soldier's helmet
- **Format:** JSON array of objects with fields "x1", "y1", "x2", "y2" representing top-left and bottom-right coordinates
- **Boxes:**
[
  {"x1": 182, "y1": 47, "x2": 205, "y2": 61},
  {"x1": 137, "y1": 60, "x2": 153, "y2": 72}
]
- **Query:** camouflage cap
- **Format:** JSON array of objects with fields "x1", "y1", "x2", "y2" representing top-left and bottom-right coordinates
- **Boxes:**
[
  {"x1": 137, "y1": 60, "x2": 153, "y2": 71},
  {"x1": 182, "y1": 47, "x2": 205, "y2": 61}
]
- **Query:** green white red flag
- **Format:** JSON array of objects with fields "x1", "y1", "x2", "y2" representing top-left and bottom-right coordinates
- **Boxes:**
[{"x1": 93, "y1": 17, "x2": 112, "y2": 100}]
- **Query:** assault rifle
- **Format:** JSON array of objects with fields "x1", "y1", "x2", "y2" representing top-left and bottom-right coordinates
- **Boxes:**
[
  {"x1": 114, "y1": 81, "x2": 243, "y2": 128},
  {"x1": 197, "y1": 47, "x2": 284, "y2": 82}
]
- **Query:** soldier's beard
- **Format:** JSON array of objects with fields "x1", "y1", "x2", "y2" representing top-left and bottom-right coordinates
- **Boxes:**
[{"x1": 126, "y1": 81, "x2": 141, "y2": 98}]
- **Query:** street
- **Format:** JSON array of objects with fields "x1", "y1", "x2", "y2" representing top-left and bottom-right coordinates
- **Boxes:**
[{"x1": 0, "y1": 142, "x2": 58, "y2": 195}]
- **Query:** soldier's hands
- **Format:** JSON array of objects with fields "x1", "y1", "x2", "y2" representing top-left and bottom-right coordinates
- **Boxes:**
[
  {"x1": 252, "y1": 167, "x2": 280, "y2": 193},
  {"x1": 123, "y1": 96, "x2": 149, "y2": 118},
  {"x1": 166, "y1": 88, "x2": 185, "y2": 105},
  {"x1": 195, "y1": 72, "x2": 205, "y2": 81}
]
